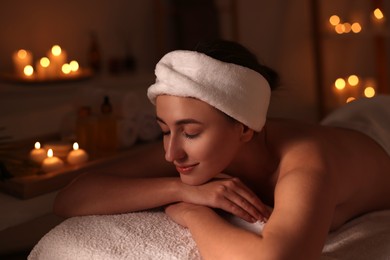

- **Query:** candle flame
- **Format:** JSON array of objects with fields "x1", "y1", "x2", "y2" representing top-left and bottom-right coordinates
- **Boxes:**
[
  {"x1": 348, "y1": 75, "x2": 359, "y2": 86},
  {"x1": 24, "y1": 65, "x2": 34, "y2": 76},
  {"x1": 47, "y1": 149, "x2": 53, "y2": 158},
  {"x1": 73, "y1": 142, "x2": 79, "y2": 150},
  {"x1": 335, "y1": 78, "x2": 346, "y2": 90},
  {"x1": 17, "y1": 49, "x2": 28, "y2": 59},
  {"x1": 364, "y1": 87, "x2": 376, "y2": 98},
  {"x1": 69, "y1": 60, "x2": 79, "y2": 72},
  {"x1": 62, "y1": 63, "x2": 71, "y2": 74},
  {"x1": 51, "y1": 45, "x2": 62, "y2": 56},
  {"x1": 40, "y1": 57, "x2": 50, "y2": 68},
  {"x1": 34, "y1": 142, "x2": 41, "y2": 149}
]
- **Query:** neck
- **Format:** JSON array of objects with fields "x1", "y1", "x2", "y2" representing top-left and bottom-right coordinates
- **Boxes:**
[{"x1": 225, "y1": 125, "x2": 279, "y2": 205}]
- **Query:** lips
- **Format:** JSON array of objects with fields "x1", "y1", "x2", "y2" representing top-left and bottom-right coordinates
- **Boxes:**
[{"x1": 175, "y1": 163, "x2": 199, "y2": 174}]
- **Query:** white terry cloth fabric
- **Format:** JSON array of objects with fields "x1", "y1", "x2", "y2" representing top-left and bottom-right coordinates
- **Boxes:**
[
  {"x1": 147, "y1": 50, "x2": 271, "y2": 132},
  {"x1": 28, "y1": 210, "x2": 390, "y2": 260},
  {"x1": 321, "y1": 210, "x2": 390, "y2": 260},
  {"x1": 28, "y1": 210, "x2": 264, "y2": 260},
  {"x1": 321, "y1": 95, "x2": 390, "y2": 156}
]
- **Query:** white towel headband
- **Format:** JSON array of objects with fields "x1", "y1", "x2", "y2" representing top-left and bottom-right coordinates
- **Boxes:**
[{"x1": 147, "y1": 50, "x2": 271, "y2": 132}]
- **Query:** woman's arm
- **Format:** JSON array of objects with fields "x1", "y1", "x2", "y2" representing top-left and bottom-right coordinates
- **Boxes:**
[
  {"x1": 54, "y1": 142, "x2": 269, "y2": 220},
  {"x1": 54, "y1": 141, "x2": 180, "y2": 217},
  {"x1": 166, "y1": 168, "x2": 336, "y2": 260}
]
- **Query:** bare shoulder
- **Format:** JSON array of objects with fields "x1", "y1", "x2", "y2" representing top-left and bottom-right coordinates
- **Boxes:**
[{"x1": 266, "y1": 118, "x2": 390, "y2": 228}]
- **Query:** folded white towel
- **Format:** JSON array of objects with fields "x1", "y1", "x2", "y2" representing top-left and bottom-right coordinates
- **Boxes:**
[
  {"x1": 29, "y1": 210, "x2": 390, "y2": 260},
  {"x1": 28, "y1": 210, "x2": 263, "y2": 260}
]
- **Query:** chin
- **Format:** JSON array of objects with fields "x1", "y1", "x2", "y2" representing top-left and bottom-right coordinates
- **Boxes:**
[{"x1": 180, "y1": 175, "x2": 210, "y2": 186}]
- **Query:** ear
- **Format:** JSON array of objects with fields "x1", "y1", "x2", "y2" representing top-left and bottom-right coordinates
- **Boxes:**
[{"x1": 239, "y1": 124, "x2": 254, "y2": 142}]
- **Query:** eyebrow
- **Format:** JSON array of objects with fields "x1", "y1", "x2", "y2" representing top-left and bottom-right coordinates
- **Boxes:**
[{"x1": 156, "y1": 116, "x2": 203, "y2": 126}]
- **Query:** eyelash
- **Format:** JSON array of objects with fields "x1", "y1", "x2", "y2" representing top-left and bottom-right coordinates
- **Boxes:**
[{"x1": 161, "y1": 131, "x2": 199, "y2": 139}]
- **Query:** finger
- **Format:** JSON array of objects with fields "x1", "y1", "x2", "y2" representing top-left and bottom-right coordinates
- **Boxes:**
[
  {"x1": 220, "y1": 199, "x2": 257, "y2": 223},
  {"x1": 223, "y1": 190, "x2": 266, "y2": 222},
  {"x1": 227, "y1": 179, "x2": 271, "y2": 219}
]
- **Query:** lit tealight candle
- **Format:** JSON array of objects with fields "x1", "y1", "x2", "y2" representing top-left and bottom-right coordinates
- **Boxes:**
[
  {"x1": 47, "y1": 45, "x2": 67, "y2": 76},
  {"x1": 12, "y1": 49, "x2": 33, "y2": 76},
  {"x1": 67, "y1": 142, "x2": 89, "y2": 165},
  {"x1": 42, "y1": 149, "x2": 64, "y2": 173},
  {"x1": 29, "y1": 142, "x2": 47, "y2": 164}
]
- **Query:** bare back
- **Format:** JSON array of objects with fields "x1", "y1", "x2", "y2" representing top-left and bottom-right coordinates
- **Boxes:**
[{"x1": 266, "y1": 119, "x2": 390, "y2": 230}]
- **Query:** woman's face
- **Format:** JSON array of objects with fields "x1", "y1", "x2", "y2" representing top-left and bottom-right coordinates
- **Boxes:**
[{"x1": 156, "y1": 95, "x2": 245, "y2": 185}]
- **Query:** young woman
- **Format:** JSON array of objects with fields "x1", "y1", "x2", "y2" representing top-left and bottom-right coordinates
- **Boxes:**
[{"x1": 54, "y1": 40, "x2": 390, "y2": 259}]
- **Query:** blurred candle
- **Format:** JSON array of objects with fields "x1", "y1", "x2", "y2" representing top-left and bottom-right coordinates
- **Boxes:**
[
  {"x1": 13, "y1": 49, "x2": 33, "y2": 76},
  {"x1": 42, "y1": 149, "x2": 64, "y2": 173},
  {"x1": 36, "y1": 57, "x2": 53, "y2": 79},
  {"x1": 23, "y1": 65, "x2": 34, "y2": 78},
  {"x1": 29, "y1": 142, "x2": 46, "y2": 164},
  {"x1": 67, "y1": 142, "x2": 89, "y2": 165},
  {"x1": 47, "y1": 45, "x2": 67, "y2": 76}
]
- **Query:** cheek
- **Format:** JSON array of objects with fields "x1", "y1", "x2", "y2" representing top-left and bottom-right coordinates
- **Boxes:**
[{"x1": 193, "y1": 131, "x2": 240, "y2": 167}]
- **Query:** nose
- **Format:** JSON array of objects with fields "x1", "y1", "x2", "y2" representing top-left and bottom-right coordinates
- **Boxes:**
[{"x1": 164, "y1": 135, "x2": 185, "y2": 162}]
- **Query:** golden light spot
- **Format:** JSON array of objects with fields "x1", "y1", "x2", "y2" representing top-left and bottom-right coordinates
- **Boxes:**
[
  {"x1": 335, "y1": 23, "x2": 346, "y2": 34},
  {"x1": 24, "y1": 65, "x2": 34, "y2": 76},
  {"x1": 17, "y1": 49, "x2": 27, "y2": 59},
  {"x1": 348, "y1": 75, "x2": 359, "y2": 86},
  {"x1": 329, "y1": 15, "x2": 340, "y2": 26},
  {"x1": 374, "y1": 8, "x2": 384, "y2": 20},
  {"x1": 40, "y1": 57, "x2": 50, "y2": 68},
  {"x1": 364, "y1": 87, "x2": 375, "y2": 98},
  {"x1": 51, "y1": 45, "x2": 62, "y2": 56},
  {"x1": 351, "y1": 22, "x2": 362, "y2": 33},
  {"x1": 346, "y1": 97, "x2": 356, "y2": 103},
  {"x1": 335, "y1": 78, "x2": 346, "y2": 90},
  {"x1": 62, "y1": 63, "x2": 71, "y2": 74},
  {"x1": 343, "y1": 23, "x2": 352, "y2": 33},
  {"x1": 69, "y1": 60, "x2": 79, "y2": 72}
]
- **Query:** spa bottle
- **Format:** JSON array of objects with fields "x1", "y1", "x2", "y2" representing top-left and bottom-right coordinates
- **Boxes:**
[
  {"x1": 97, "y1": 96, "x2": 118, "y2": 155},
  {"x1": 76, "y1": 106, "x2": 98, "y2": 155}
]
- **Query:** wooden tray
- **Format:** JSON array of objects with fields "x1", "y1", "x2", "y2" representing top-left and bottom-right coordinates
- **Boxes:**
[{"x1": 0, "y1": 138, "x2": 156, "y2": 199}]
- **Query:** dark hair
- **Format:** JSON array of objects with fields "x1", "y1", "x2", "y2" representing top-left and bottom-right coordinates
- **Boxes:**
[{"x1": 194, "y1": 39, "x2": 279, "y2": 90}]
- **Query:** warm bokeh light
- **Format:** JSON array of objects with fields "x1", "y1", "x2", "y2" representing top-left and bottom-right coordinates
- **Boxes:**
[
  {"x1": 374, "y1": 8, "x2": 384, "y2": 20},
  {"x1": 40, "y1": 57, "x2": 50, "y2": 68},
  {"x1": 61, "y1": 63, "x2": 71, "y2": 74},
  {"x1": 47, "y1": 149, "x2": 53, "y2": 158},
  {"x1": 73, "y1": 142, "x2": 79, "y2": 150},
  {"x1": 329, "y1": 15, "x2": 340, "y2": 26},
  {"x1": 343, "y1": 23, "x2": 352, "y2": 33},
  {"x1": 51, "y1": 45, "x2": 62, "y2": 56},
  {"x1": 335, "y1": 24, "x2": 345, "y2": 34},
  {"x1": 351, "y1": 22, "x2": 362, "y2": 33},
  {"x1": 24, "y1": 65, "x2": 34, "y2": 76},
  {"x1": 335, "y1": 78, "x2": 346, "y2": 90},
  {"x1": 69, "y1": 60, "x2": 79, "y2": 72},
  {"x1": 34, "y1": 142, "x2": 41, "y2": 149},
  {"x1": 17, "y1": 49, "x2": 28, "y2": 59},
  {"x1": 348, "y1": 75, "x2": 359, "y2": 86},
  {"x1": 364, "y1": 87, "x2": 375, "y2": 98},
  {"x1": 346, "y1": 97, "x2": 356, "y2": 103}
]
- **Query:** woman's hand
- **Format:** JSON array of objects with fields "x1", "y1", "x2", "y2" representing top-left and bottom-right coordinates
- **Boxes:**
[{"x1": 180, "y1": 177, "x2": 271, "y2": 223}]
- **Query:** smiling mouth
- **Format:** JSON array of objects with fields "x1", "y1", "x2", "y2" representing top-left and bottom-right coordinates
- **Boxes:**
[{"x1": 175, "y1": 163, "x2": 199, "y2": 174}]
